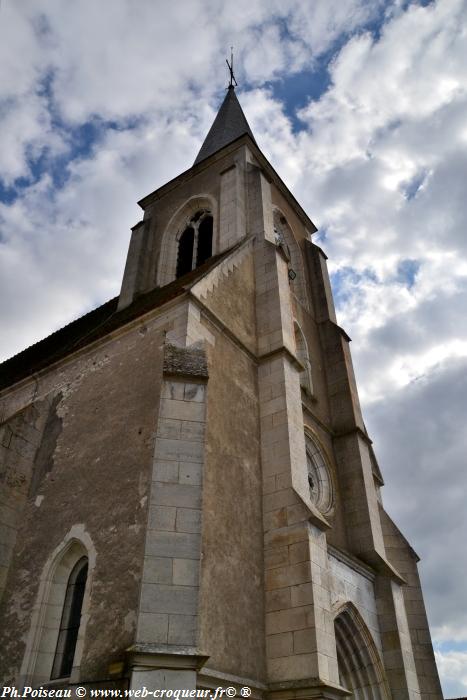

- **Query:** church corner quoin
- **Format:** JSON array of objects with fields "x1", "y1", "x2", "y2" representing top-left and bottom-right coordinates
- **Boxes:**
[{"x1": 0, "y1": 86, "x2": 443, "y2": 699}]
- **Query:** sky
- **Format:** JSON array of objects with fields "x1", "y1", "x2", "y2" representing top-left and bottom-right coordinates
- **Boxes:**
[{"x1": 0, "y1": 0, "x2": 466, "y2": 694}]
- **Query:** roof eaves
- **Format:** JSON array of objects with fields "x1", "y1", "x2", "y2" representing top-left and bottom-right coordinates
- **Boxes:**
[{"x1": 0, "y1": 247, "x2": 238, "y2": 394}]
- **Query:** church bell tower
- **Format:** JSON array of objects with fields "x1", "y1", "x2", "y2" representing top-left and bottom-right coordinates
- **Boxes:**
[{"x1": 0, "y1": 82, "x2": 443, "y2": 699}]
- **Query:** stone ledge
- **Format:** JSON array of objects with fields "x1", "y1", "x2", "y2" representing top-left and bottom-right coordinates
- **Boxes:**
[
  {"x1": 199, "y1": 667, "x2": 267, "y2": 699},
  {"x1": 126, "y1": 644, "x2": 209, "y2": 671},
  {"x1": 163, "y1": 343, "x2": 208, "y2": 379},
  {"x1": 267, "y1": 677, "x2": 350, "y2": 700}
]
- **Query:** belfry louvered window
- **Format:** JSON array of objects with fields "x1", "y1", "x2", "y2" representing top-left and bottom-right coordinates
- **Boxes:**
[{"x1": 176, "y1": 210, "x2": 213, "y2": 278}]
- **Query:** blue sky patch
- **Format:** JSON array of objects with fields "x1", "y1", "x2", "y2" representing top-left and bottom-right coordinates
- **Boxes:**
[
  {"x1": 266, "y1": 66, "x2": 331, "y2": 132},
  {"x1": 435, "y1": 639, "x2": 467, "y2": 653},
  {"x1": 331, "y1": 266, "x2": 379, "y2": 309},
  {"x1": 401, "y1": 170, "x2": 428, "y2": 200},
  {"x1": 397, "y1": 259, "x2": 420, "y2": 288}
]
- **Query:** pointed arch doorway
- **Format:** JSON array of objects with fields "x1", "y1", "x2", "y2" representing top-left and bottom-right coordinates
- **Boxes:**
[{"x1": 334, "y1": 605, "x2": 390, "y2": 700}]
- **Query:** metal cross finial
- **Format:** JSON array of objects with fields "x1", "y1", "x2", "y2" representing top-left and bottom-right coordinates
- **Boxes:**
[{"x1": 226, "y1": 47, "x2": 238, "y2": 88}]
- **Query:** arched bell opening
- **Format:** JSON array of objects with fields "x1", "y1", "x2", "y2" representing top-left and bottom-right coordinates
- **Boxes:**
[
  {"x1": 196, "y1": 213, "x2": 213, "y2": 267},
  {"x1": 176, "y1": 226, "x2": 195, "y2": 278},
  {"x1": 158, "y1": 195, "x2": 217, "y2": 286},
  {"x1": 175, "y1": 210, "x2": 214, "y2": 280}
]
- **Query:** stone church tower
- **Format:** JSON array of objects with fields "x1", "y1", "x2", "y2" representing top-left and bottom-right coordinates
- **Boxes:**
[{"x1": 0, "y1": 85, "x2": 443, "y2": 699}]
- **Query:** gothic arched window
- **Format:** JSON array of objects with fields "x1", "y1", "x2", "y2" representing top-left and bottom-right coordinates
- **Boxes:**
[
  {"x1": 51, "y1": 556, "x2": 88, "y2": 679},
  {"x1": 176, "y1": 210, "x2": 213, "y2": 279}
]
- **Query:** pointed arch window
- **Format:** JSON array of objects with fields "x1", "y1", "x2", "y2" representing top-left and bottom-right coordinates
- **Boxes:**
[
  {"x1": 51, "y1": 556, "x2": 88, "y2": 679},
  {"x1": 176, "y1": 210, "x2": 213, "y2": 278}
]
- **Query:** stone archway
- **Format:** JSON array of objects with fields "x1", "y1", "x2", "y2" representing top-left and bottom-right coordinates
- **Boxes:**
[
  {"x1": 334, "y1": 604, "x2": 390, "y2": 700},
  {"x1": 158, "y1": 195, "x2": 218, "y2": 286},
  {"x1": 19, "y1": 526, "x2": 95, "y2": 687}
]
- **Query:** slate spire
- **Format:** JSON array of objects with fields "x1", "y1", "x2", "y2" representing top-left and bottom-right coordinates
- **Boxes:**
[{"x1": 194, "y1": 86, "x2": 256, "y2": 165}]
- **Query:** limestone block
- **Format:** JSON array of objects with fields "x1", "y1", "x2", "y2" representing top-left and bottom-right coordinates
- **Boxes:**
[
  {"x1": 137, "y1": 612, "x2": 169, "y2": 644},
  {"x1": 293, "y1": 628, "x2": 317, "y2": 654},
  {"x1": 179, "y1": 461, "x2": 202, "y2": 485},
  {"x1": 168, "y1": 613, "x2": 197, "y2": 645},
  {"x1": 154, "y1": 437, "x2": 205, "y2": 464},
  {"x1": 267, "y1": 652, "x2": 318, "y2": 682},
  {"x1": 149, "y1": 506, "x2": 177, "y2": 532},
  {"x1": 154, "y1": 461, "x2": 179, "y2": 484},
  {"x1": 142, "y1": 556, "x2": 173, "y2": 585},
  {"x1": 175, "y1": 508, "x2": 202, "y2": 534},
  {"x1": 265, "y1": 562, "x2": 312, "y2": 591},
  {"x1": 266, "y1": 632, "x2": 293, "y2": 659},
  {"x1": 266, "y1": 604, "x2": 314, "y2": 635},
  {"x1": 265, "y1": 587, "x2": 292, "y2": 613},
  {"x1": 263, "y1": 509, "x2": 288, "y2": 533},
  {"x1": 289, "y1": 541, "x2": 310, "y2": 565},
  {"x1": 153, "y1": 482, "x2": 202, "y2": 509},
  {"x1": 159, "y1": 400, "x2": 206, "y2": 424},
  {"x1": 264, "y1": 546, "x2": 289, "y2": 570},
  {"x1": 146, "y1": 531, "x2": 200, "y2": 559},
  {"x1": 290, "y1": 582, "x2": 314, "y2": 608},
  {"x1": 130, "y1": 668, "x2": 197, "y2": 691},
  {"x1": 140, "y1": 583, "x2": 199, "y2": 615},
  {"x1": 173, "y1": 558, "x2": 200, "y2": 586},
  {"x1": 157, "y1": 418, "x2": 183, "y2": 440}
]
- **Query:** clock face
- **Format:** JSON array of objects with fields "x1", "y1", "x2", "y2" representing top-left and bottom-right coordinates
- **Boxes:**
[{"x1": 305, "y1": 433, "x2": 333, "y2": 514}]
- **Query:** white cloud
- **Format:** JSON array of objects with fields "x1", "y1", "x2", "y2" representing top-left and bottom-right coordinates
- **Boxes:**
[
  {"x1": 0, "y1": 112, "x2": 202, "y2": 361},
  {"x1": 262, "y1": 0, "x2": 467, "y2": 401},
  {"x1": 365, "y1": 358, "x2": 467, "y2": 636},
  {"x1": 435, "y1": 650, "x2": 467, "y2": 696}
]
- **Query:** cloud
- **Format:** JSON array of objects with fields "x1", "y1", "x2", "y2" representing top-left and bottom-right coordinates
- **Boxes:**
[
  {"x1": 365, "y1": 358, "x2": 467, "y2": 636},
  {"x1": 0, "y1": 112, "x2": 203, "y2": 361},
  {"x1": 435, "y1": 649, "x2": 467, "y2": 696}
]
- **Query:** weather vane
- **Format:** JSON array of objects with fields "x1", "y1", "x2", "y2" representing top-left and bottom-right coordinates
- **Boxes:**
[{"x1": 226, "y1": 47, "x2": 238, "y2": 88}]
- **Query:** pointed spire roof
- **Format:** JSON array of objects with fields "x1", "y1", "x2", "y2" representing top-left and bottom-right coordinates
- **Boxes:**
[{"x1": 194, "y1": 86, "x2": 256, "y2": 165}]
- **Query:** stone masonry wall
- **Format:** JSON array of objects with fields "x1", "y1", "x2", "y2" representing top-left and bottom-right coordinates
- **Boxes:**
[
  {"x1": 0, "y1": 307, "x2": 187, "y2": 685},
  {"x1": 0, "y1": 401, "x2": 50, "y2": 601},
  {"x1": 381, "y1": 509, "x2": 443, "y2": 698},
  {"x1": 135, "y1": 344, "x2": 208, "y2": 649},
  {"x1": 198, "y1": 324, "x2": 265, "y2": 683}
]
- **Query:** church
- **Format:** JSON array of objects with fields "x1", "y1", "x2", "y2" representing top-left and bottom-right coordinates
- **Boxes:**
[{"x1": 0, "y1": 80, "x2": 443, "y2": 698}]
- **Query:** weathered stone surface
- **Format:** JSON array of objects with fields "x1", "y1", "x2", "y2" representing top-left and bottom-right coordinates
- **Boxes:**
[{"x1": 163, "y1": 343, "x2": 208, "y2": 378}]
